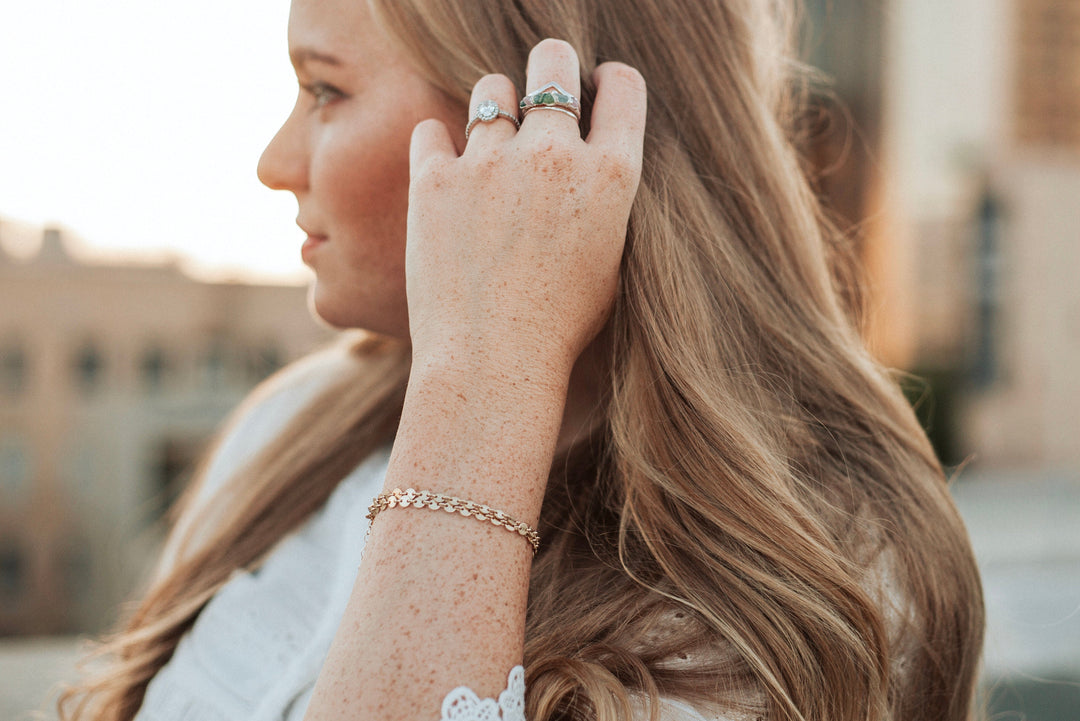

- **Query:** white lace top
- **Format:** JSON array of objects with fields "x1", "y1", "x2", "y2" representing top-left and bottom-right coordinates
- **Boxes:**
[{"x1": 133, "y1": 346, "x2": 732, "y2": 721}]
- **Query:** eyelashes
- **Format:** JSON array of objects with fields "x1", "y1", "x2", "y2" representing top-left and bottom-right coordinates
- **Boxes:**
[{"x1": 301, "y1": 81, "x2": 344, "y2": 110}]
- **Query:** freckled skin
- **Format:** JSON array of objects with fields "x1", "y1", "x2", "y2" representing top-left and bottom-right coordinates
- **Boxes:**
[
  {"x1": 257, "y1": 0, "x2": 466, "y2": 335},
  {"x1": 266, "y1": 3, "x2": 648, "y2": 714}
]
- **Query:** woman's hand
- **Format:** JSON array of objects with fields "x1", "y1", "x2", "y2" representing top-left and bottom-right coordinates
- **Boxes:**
[
  {"x1": 404, "y1": 39, "x2": 647, "y2": 383},
  {"x1": 305, "y1": 42, "x2": 647, "y2": 721}
]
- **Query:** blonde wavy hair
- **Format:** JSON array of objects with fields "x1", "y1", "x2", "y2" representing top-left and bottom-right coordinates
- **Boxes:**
[{"x1": 61, "y1": 0, "x2": 985, "y2": 719}]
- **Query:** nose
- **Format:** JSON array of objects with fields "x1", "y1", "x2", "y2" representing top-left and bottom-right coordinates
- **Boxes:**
[{"x1": 258, "y1": 105, "x2": 308, "y2": 192}]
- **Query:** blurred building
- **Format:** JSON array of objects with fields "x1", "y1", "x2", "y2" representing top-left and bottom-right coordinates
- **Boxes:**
[
  {"x1": 801, "y1": 9, "x2": 1080, "y2": 716},
  {"x1": 0, "y1": 0, "x2": 1075, "y2": 647},
  {"x1": 882, "y1": 0, "x2": 1080, "y2": 471},
  {"x1": 805, "y1": 0, "x2": 1080, "y2": 472},
  {"x1": 0, "y1": 226, "x2": 332, "y2": 635}
]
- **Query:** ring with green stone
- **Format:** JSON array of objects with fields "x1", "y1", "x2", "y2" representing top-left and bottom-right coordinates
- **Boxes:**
[{"x1": 519, "y1": 81, "x2": 581, "y2": 122}]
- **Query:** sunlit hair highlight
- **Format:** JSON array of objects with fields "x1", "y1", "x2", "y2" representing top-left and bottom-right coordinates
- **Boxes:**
[{"x1": 61, "y1": 1, "x2": 984, "y2": 719}]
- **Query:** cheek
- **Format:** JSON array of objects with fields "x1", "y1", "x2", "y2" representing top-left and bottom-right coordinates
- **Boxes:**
[
  {"x1": 305, "y1": 114, "x2": 415, "y2": 333},
  {"x1": 314, "y1": 119, "x2": 413, "y2": 238}
]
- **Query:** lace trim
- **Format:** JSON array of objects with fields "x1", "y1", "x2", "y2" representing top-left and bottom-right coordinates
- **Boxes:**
[{"x1": 440, "y1": 665, "x2": 526, "y2": 721}]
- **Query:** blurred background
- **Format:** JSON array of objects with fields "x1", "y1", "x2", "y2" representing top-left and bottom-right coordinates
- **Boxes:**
[{"x1": 1, "y1": 0, "x2": 1078, "y2": 719}]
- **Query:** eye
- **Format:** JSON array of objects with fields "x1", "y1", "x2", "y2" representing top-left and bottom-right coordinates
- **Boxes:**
[{"x1": 301, "y1": 82, "x2": 344, "y2": 109}]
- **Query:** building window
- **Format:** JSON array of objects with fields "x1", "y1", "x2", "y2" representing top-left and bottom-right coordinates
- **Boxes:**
[
  {"x1": 59, "y1": 542, "x2": 92, "y2": 600},
  {"x1": 246, "y1": 343, "x2": 283, "y2": 383},
  {"x1": 141, "y1": 346, "x2": 169, "y2": 392},
  {"x1": 201, "y1": 339, "x2": 229, "y2": 389},
  {"x1": 146, "y1": 437, "x2": 204, "y2": 521},
  {"x1": 1015, "y1": 0, "x2": 1080, "y2": 150},
  {"x1": 0, "y1": 342, "x2": 27, "y2": 396},
  {"x1": 970, "y1": 183, "x2": 1004, "y2": 390},
  {"x1": 0, "y1": 435, "x2": 32, "y2": 503},
  {"x1": 74, "y1": 342, "x2": 105, "y2": 394},
  {"x1": 0, "y1": 541, "x2": 25, "y2": 610}
]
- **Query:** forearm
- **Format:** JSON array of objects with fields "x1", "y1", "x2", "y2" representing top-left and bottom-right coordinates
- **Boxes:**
[{"x1": 304, "y1": 355, "x2": 569, "y2": 720}]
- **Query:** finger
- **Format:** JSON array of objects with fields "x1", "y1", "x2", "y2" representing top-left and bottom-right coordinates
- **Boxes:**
[
  {"x1": 521, "y1": 38, "x2": 582, "y2": 136},
  {"x1": 410, "y1": 118, "x2": 457, "y2": 180},
  {"x1": 464, "y1": 73, "x2": 521, "y2": 150},
  {"x1": 585, "y1": 62, "x2": 647, "y2": 154}
]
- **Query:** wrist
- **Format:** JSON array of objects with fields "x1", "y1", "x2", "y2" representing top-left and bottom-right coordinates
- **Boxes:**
[
  {"x1": 392, "y1": 355, "x2": 570, "y2": 518},
  {"x1": 409, "y1": 344, "x2": 573, "y2": 404}
]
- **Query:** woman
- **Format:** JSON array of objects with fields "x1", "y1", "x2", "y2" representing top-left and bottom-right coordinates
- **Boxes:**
[{"x1": 61, "y1": 0, "x2": 985, "y2": 719}]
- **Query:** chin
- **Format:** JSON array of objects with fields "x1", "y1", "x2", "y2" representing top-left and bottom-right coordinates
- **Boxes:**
[
  {"x1": 306, "y1": 282, "x2": 409, "y2": 338},
  {"x1": 306, "y1": 283, "x2": 361, "y2": 330}
]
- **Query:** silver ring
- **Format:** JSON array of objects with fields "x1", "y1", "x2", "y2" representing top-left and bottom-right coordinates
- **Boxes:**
[
  {"x1": 465, "y1": 99, "x2": 521, "y2": 140},
  {"x1": 518, "y1": 82, "x2": 581, "y2": 122}
]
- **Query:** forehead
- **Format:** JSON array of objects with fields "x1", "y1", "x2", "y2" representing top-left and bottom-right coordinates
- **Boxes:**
[{"x1": 287, "y1": 0, "x2": 393, "y2": 65}]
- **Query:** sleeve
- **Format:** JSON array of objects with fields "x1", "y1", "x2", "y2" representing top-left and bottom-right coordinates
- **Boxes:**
[
  {"x1": 437, "y1": 666, "x2": 729, "y2": 721},
  {"x1": 439, "y1": 666, "x2": 525, "y2": 721}
]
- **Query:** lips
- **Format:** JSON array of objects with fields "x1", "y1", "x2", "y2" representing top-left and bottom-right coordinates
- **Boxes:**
[
  {"x1": 297, "y1": 220, "x2": 328, "y2": 265},
  {"x1": 300, "y1": 234, "x2": 327, "y2": 265}
]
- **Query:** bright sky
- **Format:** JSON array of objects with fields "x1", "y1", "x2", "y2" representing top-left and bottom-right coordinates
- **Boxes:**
[{"x1": 0, "y1": 0, "x2": 311, "y2": 283}]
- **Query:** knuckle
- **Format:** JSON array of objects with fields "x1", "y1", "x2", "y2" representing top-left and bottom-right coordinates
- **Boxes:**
[
  {"x1": 603, "y1": 147, "x2": 634, "y2": 173},
  {"x1": 528, "y1": 136, "x2": 576, "y2": 167},
  {"x1": 469, "y1": 149, "x2": 505, "y2": 179},
  {"x1": 600, "y1": 150, "x2": 638, "y2": 186}
]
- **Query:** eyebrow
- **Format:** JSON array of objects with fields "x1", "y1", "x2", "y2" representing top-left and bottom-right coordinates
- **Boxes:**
[{"x1": 289, "y1": 47, "x2": 343, "y2": 70}]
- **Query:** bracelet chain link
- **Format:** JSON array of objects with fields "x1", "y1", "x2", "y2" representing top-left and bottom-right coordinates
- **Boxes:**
[{"x1": 366, "y1": 487, "x2": 540, "y2": 554}]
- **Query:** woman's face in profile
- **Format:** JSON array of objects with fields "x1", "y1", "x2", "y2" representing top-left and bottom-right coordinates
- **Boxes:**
[{"x1": 258, "y1": 0, "x2": 466, "y2": 334}]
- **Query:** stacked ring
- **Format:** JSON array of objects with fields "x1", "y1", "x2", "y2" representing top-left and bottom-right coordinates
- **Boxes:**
[
  {"x1": 519, "y1": 82, "x2": 581, "y2": 121},
  {"x1": 465, "y1": 99, "x2": 521, "y2": 140}
]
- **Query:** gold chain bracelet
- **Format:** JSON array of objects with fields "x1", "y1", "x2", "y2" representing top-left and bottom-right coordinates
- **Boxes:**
[{"x1": 366, "y1": 487, "x2": 540, "y2": 554}]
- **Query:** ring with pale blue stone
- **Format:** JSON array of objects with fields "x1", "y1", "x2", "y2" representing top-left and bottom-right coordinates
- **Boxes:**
[
  {"x1": 519, "y1": 81, "x2": 582, "y2": 122},
  {"x1": 464, "y1": 99, "x2": 521, "y2": 140}
]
